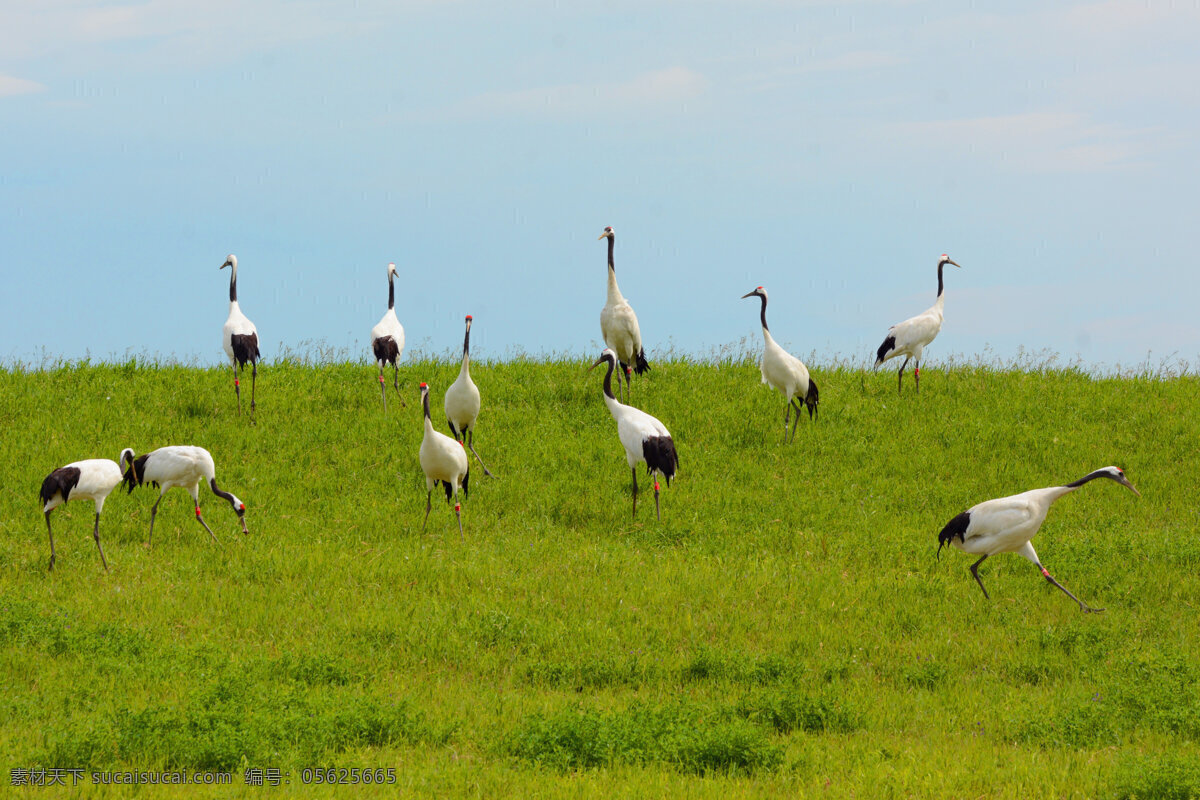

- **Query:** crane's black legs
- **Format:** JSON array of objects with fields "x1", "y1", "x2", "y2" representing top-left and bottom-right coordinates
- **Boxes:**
[
  {"x1": 467, "y1": 430, "x2": 495, "y2": 477},
  {"x1": 193, "y1": 506, "x2": 220, "y2": 544},
  {"x1": 782, "y1": 402, "x2": 791, "y2": 444},
  {"x1": 233, "y1": 362, "x2": 243, "y2": 414},
  {"x1": 789, "y1": 398, "x2": 805, "y2": 443},
  {"x1": 422, "y1": 490, "x2": 432, "y2": 532},
  {"x1": 392, "y1": 362, "x2": 405, "y2": 407},
  {"x1": 625, "y1": 365, "x2": 633, "y2": 405},
  {"x1": 898, "y1": 357, "x2": 910, "y2": 395},
  {"x1": 631, "y1": 467, "x2": 638, "y2": 521},
  {"x1": 914, "y1": 360, "x2": 921, "y2": 393},
  {"x1": 653, "y1": 478, "x2": 661, "y2": 522},
  {"x1": 45, "y1": 511, "x2": 56, "y2": 571},
  {"x1": 454, "y1": 498, "x2": 464, "y2": 540},
  {"x1": 92, "y1": 512, "x2": 110, "y2": 571},
  {"x1": 148, "y1": 494, "x2": 164, "y2": 546},
  {"x1": 1037, "y1": 563, "x2": 1103, "y2": 613},
  {"x1": 379, "y1": 364, "x2": 388, "y2": 412},
  {"x1": 250, "y1": 359, "x2": 257, "y2": 418},
  {"x1": 969, "y1": 555, "x2": 990, "y2": 599}
]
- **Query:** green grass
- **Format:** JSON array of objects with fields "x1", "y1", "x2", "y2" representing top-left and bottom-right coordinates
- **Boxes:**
[{"x1": 1, "y1": 355, "x2": 1199, "y2": 798}]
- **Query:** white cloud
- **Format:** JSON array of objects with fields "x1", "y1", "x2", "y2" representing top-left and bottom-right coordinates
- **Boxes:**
[
  {"x1": 451, "y1": 67, "x2": 708, "y2": 120},
  {"x1": 0, "y1": 75, "x2": 47, "y2": 97},
  {"x1": 887, "y1": 112, "x2": 1158, "y2": 173}
]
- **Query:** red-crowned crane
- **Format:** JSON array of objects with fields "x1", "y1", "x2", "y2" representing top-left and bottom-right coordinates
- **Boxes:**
[
  {"x1": 220, "y1": 254, "x2": 261, "y2": 416},
  {"x1": 598, "y1": 227, "x2": 650, "y2": 404},
  {"x1": 419, "y1": 382, "x2": 470, "y2": 538},
  {"x1": 591, "y1": 348, "x2": 678, "y2": 521},
  {"x1": 370, "y1": 261, "x2": 405, "y2": 411},
  {"x1": 741, "y1": 286, "x2": 819, "y2": 443},
  {"x1": 39, "y1": 448, "x2": 135, "y2": 571},
  {"x1": 937, "y1": 466, "x2": 1140, "y2": 612},
  {"x1": 444, "y1": 315, "x2": 494, "y2": 477},
  {"x1": 122, "y1": 445, "x2": 249, "y2": 545},
  {"x1": 874, "y1": 254, "x2": 962, "y2": 393}
]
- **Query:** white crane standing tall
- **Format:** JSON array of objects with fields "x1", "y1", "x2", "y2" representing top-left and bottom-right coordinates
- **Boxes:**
[
  {"x1": 419, "y1": 382, "x2": 470, "y2": 538},
  {"x1": 598, "y1": 227, "x2": 650, "y2": 404},
  {"x1": 39, "y1": 449, "x2": 135, "y2": 571},
  {"x1": 220, "y1": 254, "x2": 261, "y2": 416},
  {"x1": 937, "y1": 466, "x2": 1140, "y2": 612},
  {"x1": 444, "y1": 315, "x2": 494, "y2": 477},
  {"x1": 874, "y1": 254, "x2": 962, "y2": 393},
  {"x1": 741, "y1": 286, "x2": 819, "y2": 443},
  {"x1": 591, "y1": 348, "x2": 678, "y2": 522},
  {"x1": 122, "y1": 445, "x2": 249, "y2": 545},
  {"x1": 370, "y1": 262, "x2": 406, "y2": 411}
]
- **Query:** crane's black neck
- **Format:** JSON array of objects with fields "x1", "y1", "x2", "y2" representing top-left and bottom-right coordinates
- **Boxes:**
[
  {"x1": 463, "y1": 322, "x2": 471, "y2": 358},
  {"x1": 388, "y1": 272, "x2": 395, "y2": 310},
  {"x1": 209, "y1": 478, "x2": 240, "y2": 513},
  {"x1": 1065, "y1": 469, "x2": 1114, "y2": 489},
  {"x1": 936, "y1": 261, "x2": 945, "y2": 299},
  {"x1": 607, "y1": 236, "x2": 615, "y2": 272},
  {"x1": 229, "y1": 269, "x2": 238, "y2": 302},
  {"x1": 756, "y1": 293, "x2": 769, "y2": 332},
  {"x1": 601, "y1": 356, "x2": 617, "y2": 400},
  {"x1": 422, "y1": 390, "x2": 431, "y2": 421}
]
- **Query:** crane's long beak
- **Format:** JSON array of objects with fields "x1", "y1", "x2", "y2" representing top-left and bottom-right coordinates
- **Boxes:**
[
  {"x1": 741, "y1": 290, "x2": 758, "y2": 299},
  {"x1": 220, "y1": 261, "x2": 231, "y2": 270},
  {"x1": 597, "y1": 233, "x2": 607, "y2": 240},
  {"x1": 589, "y1": 356, "x2": 605, "y2": 371},
  {"x1": 948, "y1": 259, "x2": 962, "y2": 268},
  {"x1": 1121, "y1": 476, "x2": 1141, "y2": 497}
]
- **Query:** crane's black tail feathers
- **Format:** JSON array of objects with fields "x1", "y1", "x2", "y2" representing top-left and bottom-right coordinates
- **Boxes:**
[
  {"x1": 936, "y1": 511, "x2": 971, "y2": 560},
  {"x1": 875, "y1": 335, "x2": 896, "y2": 368},
  {"x1": 643, "y1": 436, "x2": 678, "y2": 487},
  {"x1": 440, "y1": 468, "x2": 470, "y2": 503},
  {"x1": 40, "y1": 467, "x2": 81, "y2": 505},
  {"x1": 804, "y1": 379, "x2": 819, "y2": 420},
  {"x1": 122, "y1": 455, "x2": 151, "y2": 494},
  {"x1": 633, "y1": 348, "x2": 651, "y2": 375}
]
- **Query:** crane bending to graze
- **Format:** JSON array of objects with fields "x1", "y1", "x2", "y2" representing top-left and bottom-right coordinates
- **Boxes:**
[
  {"x1": 874, "y1": 254, "x2": 962, "y2": 393},
  {"x1": 937, "y1": 466, "x2": 1140, "y2": 612},
  {"x1": 123, "y1": 445, "x2": 249, "y2": 545},
  {"x1": 370, "y1": 262, "x2": 405, "y2": 411},
  {"x1": 741, "y1": 286, "x2": 818, "y2": 443},
  {"x1": 39, "y1": 449, "x2": 135, "y2": 571},
  {"x1": 419, "y1": 382, "x2": 470, "y2": 538},
  {"x1": 220, "y1": 254, "x2": 261, "y2": 416},
  {"x1": 445, "y1": 315, "x2": 494, "y2": 477},
  {"x1": 591, "y1": 348, "x2": 677, "y2": 522},
  {"x1": 598, "y1": 227, "x2": 650, "y2": 404}
]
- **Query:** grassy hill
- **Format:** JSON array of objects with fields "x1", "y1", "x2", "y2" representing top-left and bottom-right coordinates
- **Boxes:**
[{"x1": 1, "y1": 357, "x2": 1198, "y2": 798}]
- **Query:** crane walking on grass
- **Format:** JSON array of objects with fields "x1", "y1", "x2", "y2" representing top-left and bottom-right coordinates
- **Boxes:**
[
  {"x1": 419, "y1": 382, "x2": 470, "y2": 538},
  {"x1": 936, "y1": 466, "x2": 1140, "y2": 612},
  {"x1": 220, "y1": 254, "x2": 261, "y2": 416},
  {"x1": 591, "y1": 348, "x2": 678, "y2": 522},
  {"x1": 598, "y1": 226, "x2": 650, "y2": 404},
  {"x1": 370, "y1": 262, "x2": 405, "y2": 411},
  {"x1": 741, "y1": 286, "x2": 818, "y2": 443},
  {"x1": 123, "y1": 445, "x2": 249, "y2": 545},
  {"x1": 874, "y1": 254, "x2": 962, "y2": 393},
  {"x1": 445, "y1": 315, "x2": 494, "y2": 477},
  {"x1": 39, "y1": 449, "x2": 135, "y2": 571}
]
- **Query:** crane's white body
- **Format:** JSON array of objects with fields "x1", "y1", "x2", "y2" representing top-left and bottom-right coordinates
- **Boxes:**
[
  {"x1": 742, "y1": 287, "x2": 818, "y2": 442},
  {"x1": 40, "y1": 450, "x2": 134, "y2": 570},
  {"x1": 875, "y1": 255, "x2": 961, "y2": 393},
  {"x1": 598, "y1": 227, "x2": 649, "y2": 403},
  {"x1": 41, "y1": 459, "x2": 124, "y2": 515},
  {"x1": 126, "y1": 445, "x2": 248, "y2": 543},
  {"x1": 444, "y1": 316, "x2": 494, "y2": 476},
  {"x1": 419, "y1": 383, "x2": 470, "y2": 536},
  {"x1": 946, "y1": 485, "x2": 1075, "y2": 565},
  {"x1": 370, "y1": 263, "x2": 406, "y2": 410},
  {"x1": 601, "y1": 274, "x2": 644, "y2": 376},
  {"x1": 222, "y1": 303, "x2": 258, "y2": 363},
  {"x1": 593, "y1": 348, "x2": 677, "y2": 521},
  {"x1": 370, "y1": 309, "x2": 404, "y2": 358},
  {"x1": 938, "y1": 467, "x2": 1139, "y2": 612}
]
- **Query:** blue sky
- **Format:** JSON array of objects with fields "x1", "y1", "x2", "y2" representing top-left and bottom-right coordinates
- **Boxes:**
[{"x1": 2, "y1": 1, "x2": 1197, "y2": 370}]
